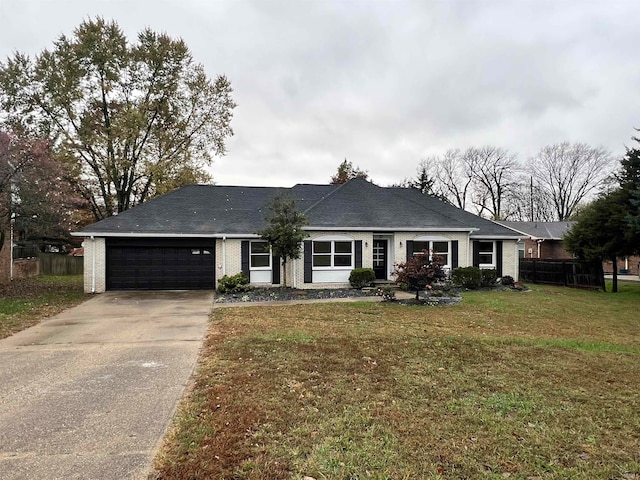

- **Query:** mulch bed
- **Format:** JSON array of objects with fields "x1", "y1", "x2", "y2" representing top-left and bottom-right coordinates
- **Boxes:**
[
  {"x1": 214, "y1": 286, "x2": 464, "y2": 306},
  {"x1": 214, "y1": 287, "x2": 380, "y2": 304}
]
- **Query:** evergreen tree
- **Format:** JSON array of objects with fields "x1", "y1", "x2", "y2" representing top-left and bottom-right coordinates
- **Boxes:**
[{"x1": 257, "y1": 195, "x2": 308, "y2": 288}]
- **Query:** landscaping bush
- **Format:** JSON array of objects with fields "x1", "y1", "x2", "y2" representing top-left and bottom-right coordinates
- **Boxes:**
[
  {"x1": 349, "y1": 268, "x2": 376, "y2": 288},
  {"x1": 501, "y1": 275, "x2": 515, "y2": 287},
  {"x1": 393, "y1": 251, "x2": 446, "y2": 300},
  {"x1": 481, "y1": 268, "x2": 498, "y2": 287},
  {"x1": 217, "y1": 273, "x2": 251, "y2": 294},
  {"x1": 451, "y1": 266, "x2": 482, "y2": 289}
]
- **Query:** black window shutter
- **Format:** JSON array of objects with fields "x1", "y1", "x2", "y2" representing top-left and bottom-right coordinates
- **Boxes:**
[
  {"x1": 304, "y1": 240, "x2": 312, "y2": 283},
  {"x1": 496, "y1": 241, "x2": 503, "y2": 277},
  {"x1": 406, "y1": 240, "x2": 413, "y2": 260},
  {"x1": 272, "y1": 255, "x2": 281, "y2": 284},
  {"x1": 241, "y1": 241, "x2": 249, "y2": 277},
  {"x1": 473, "y1": 241, "x2": 480, "y2": 267},
  {"x1": 451, "y1": 240, "x2": 459, "y2": 269},
  {"x1": 355, "y1": 240, "x2": 362, "y2": 268}
]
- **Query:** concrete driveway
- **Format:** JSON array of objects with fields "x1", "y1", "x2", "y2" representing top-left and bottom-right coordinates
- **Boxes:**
[{"x1": 0, "y1": 290, "x2": 213, "y2": 480}]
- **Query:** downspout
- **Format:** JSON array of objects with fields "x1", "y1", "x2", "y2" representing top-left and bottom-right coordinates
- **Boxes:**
[
  {"x1": 292, "y1": 257, "x2": 297, "y2": 289},
  {"x1": 222, "y1": 236, "x2": 226, "y2": 277},
  {"x1": 91, "y1": 236, "x2": 96, "y2": 294}
]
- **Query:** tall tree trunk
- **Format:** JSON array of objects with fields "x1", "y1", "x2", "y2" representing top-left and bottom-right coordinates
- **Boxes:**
[
  {"x1": 282, "y1": 259, "x2": 287, "y2": 288},
  {"x1": 611, "y1": 256, "x2": 618, "y2": 293}
]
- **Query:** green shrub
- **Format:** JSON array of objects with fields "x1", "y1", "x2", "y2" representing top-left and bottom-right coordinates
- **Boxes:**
[
  {"x1": 481, "y1": 268, "x2": 498, "y2": 287},
  {"x1": 376, "y1": 286, "x2": 396, "y2": 302},
  {"x1": 501, "y1": 275, "x2": 515, "y2": 286},
  {"x1": 349, "y1": 268, "x2": 376, "y2": 288},
  {"x1": 451, "y1": 267, "x2": 482, "y2": 289},
  {"x1": 217, "y1": 273, "x2": 251, "y2": 294}
]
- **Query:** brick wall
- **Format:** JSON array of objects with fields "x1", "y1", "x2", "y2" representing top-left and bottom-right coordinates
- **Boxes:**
[
  {"x1": 82, "y1": 237, "x2": 106, "y2": 293},
  {"x1": 604, "y1": 256, "x2": 640, "y2": 275},
  {"x1": 520, "y1": 239, "x2": 573, "y2": 259}
]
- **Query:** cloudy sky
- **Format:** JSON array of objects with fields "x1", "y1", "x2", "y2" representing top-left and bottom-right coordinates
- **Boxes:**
[{"x1": 1, "y1": 0, "x2": 638, "y2": 187}]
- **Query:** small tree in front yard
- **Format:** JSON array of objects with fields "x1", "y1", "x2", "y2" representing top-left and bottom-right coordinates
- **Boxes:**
[
  {"x1": 257, "y1": 195, "x2": 308, "y2": 288},
  {"x1": 393, "y1": 250, "x2": 446, "y2": 300}
]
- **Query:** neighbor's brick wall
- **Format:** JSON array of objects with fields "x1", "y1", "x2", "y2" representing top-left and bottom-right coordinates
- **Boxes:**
[
  {"x1": 82, "y1": 238, "x2": 106, "y2": 293},
  {"x1": 604, "y1": 256, "x2": 640, "y2": 275},
  {"x1": 520, "y1": 239, "x2": 572, "y2": 259}
]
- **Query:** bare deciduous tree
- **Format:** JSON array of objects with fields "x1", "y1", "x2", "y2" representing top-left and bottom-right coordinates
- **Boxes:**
[
  {"x1": 465, "y1": 146, "x2": 520, "y2": 220},
  {"x1": 433, "y1": 149, "x2": 473, "y2": 209},
  {"x1": 528, "y1": 142, "x2": 613, "y2": 221}
]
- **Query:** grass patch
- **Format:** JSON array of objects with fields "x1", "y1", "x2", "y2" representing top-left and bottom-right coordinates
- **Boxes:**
[
  {"x1": 154, "y1": 284, "x2": 640, "y2": 480},
  {"x1": 0, "y1": 275, "x2": 88, "y2": 339}
]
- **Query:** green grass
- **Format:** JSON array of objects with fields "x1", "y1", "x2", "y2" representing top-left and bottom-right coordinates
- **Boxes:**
[
  {"x1": 0, "y1": 275, "x2": 88, "y2": 338},
  {"x1": 154, "y1": 283, "x2": 640, "y2": 480}
]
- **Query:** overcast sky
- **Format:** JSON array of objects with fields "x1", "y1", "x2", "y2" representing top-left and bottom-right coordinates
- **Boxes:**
[{"x1": 1, "y1": 0, "x2": 638, "y2": 187}]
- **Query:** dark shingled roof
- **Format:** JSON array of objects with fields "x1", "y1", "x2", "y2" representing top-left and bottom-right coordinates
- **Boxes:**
[
  {"x1": 77, "y1": 178, "x2": 521, "y2": 238},
  {"x1": 496, "y1": 221, "x2": 575, "y2": 240}
]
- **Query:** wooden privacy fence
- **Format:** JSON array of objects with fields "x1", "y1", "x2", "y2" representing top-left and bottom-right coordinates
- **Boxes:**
[
  {"x1": 38, "y1": 252, "x2": 83, "y2": 276},
  {"x1": 519, "y1": 259, "x2": 604, "y2": 289}
]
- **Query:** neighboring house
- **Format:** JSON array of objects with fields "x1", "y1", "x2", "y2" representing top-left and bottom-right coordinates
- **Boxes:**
[
  {"x1": 74, "y1": 178, "x2": 523, "y2": 292},
  {"x1": 498, "y1": 221, "x2": 640, "y2": 276},
  {"x1": 605, "y1": 256, "x2": 640, "y2": 276},
  {"x1": 496, "y1": 221, "x2": 575, "y2": 259}
]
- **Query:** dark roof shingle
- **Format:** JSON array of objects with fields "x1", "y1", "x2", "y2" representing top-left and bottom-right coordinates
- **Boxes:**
[{"x1": 77, "y1": 179, "x2": 521, "y2": 238}]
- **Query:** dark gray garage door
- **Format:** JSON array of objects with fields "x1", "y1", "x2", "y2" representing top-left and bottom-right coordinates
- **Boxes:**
[{"x1": 106, "y1": 238, "x2": 215, "y2": 290}]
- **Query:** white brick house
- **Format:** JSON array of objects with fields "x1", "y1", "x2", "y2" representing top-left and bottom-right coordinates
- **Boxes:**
[{"x1": 75, "y1": 179, "x2": 522, "y2": 292}]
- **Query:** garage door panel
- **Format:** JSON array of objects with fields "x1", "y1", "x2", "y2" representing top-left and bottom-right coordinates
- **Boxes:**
[{"x1": 106, "y1": 239, "x2": 215, "y2": 290}]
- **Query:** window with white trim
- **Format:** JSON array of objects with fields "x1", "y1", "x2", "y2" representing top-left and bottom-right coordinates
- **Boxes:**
[
  {"x1": 517, "y1": 242, "x2": 525, "y2": 258},
  {"x1": 477, "y1": 241, "x2": 495, "y2": 268},
  {"x1": 250, "y1": 241, "x2": 271, "y2": 269},
  {"x1": 412, "y1": 240, "x2": 450, "y2": 268},
  {"x1": 312, "y1": 240, "x2": 353, "y2": 268}
]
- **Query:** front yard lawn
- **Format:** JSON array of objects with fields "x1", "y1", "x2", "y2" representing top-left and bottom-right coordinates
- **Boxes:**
[
  {"x1": 0, "y1": 275, "x2": 89, "y2": 339},
  {"x1": 154, "y1": 283, "x2": 640, "y2": 480}
]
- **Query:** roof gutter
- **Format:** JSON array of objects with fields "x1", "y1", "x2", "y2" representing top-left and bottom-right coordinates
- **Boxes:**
[
  {"x1": 469, "y1": 234, "x2": 524, "y2": 240},
  {"x1": 303, "y1": 226, "x2": 479, "y2": 232},
  {"x1": 73, "y1": 228, "x2": 481, "y2": 237},
  {"x1": 71, "y1": 232, "x2": 257, "y2": 239}
]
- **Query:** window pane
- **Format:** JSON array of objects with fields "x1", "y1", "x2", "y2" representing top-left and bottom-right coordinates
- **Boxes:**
[
  {"x1": 313, "y1": 255, "x2": 331, "y2": 267},
  {"x1": 251, "y1": 255, "x2": 270, "y2": 268},
  {"x1": 434, "y1": 254, "x2": 448, "y2": 266},
  {"x1": 413, "y1": 241, "x2": 429, "y2": 254},
  {"x1": 433, "y1": 241, "x2": 448, "y2": 253},
  {"x1": 479, "y1": 254, "x2": 493, "y2": 264},
  {"x1": 251, "y1": 241, "x2": 270, "y2": 254},
  {"x1": 478, "y1": 241, "x2": 494, "y2": 252},
  {"x1": 191, "y1": 249, "x2": 201, "y2": 255},
  {"x1": 334, "y1": 241, "x2": 352, "y2": 254},
  {"x1": 334, "y1": 255, "x2": 352, "y2": 267},
  {"x1": 313, "y1": 241, "x2": 331, "y2": 254},
  {"x1": 202, "y1": 250, "x2": 211, "y2": 255}
]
